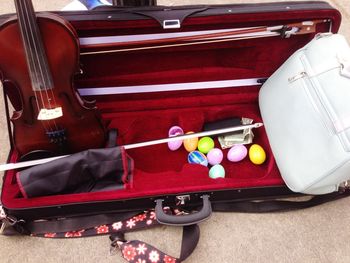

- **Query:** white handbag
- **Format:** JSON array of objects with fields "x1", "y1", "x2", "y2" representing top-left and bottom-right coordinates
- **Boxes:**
[{"x1": 259, "y1": 33, "x2": 350, "y2": 194}]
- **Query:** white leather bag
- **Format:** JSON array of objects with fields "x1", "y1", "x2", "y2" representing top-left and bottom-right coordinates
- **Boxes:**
[{"x1": 259, "y1": 33, "x2": 350, "y2": 194}]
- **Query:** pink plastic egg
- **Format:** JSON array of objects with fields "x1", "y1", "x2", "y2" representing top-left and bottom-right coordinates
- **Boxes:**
[
  {"x1": 207, "y1": 148, "x2": 223, "y2": 166},
  {"x1": 167, "y1": 126, "x2": 184, "y2": 151},
  {"x1": 227, "y1": 144, "x2": 248, "y2": 162}
]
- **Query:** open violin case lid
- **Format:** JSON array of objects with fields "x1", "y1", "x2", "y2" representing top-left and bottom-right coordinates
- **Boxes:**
[{"x1": 0, "y1": 1, "x2": 342, "y2": 220}]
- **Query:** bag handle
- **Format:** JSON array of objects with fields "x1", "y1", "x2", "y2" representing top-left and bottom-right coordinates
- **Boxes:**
[{"x1": 155, "y1": 195, "x2": 212, "y2": 226}]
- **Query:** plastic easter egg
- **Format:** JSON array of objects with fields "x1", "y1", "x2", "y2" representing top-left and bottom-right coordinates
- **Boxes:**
[
  {"x1": 188, "y1": 151, "x2": 208, "y2": 167},
  {"x1": 167, "y1": 126, "x2": 184, "y2": 151},
  {"x1": 198, "y1": 137, "x2": 215, "y2": 154},
  {"x1": 184, "y1": 132, "x2": 198, "y2": 152},
  {"x1": 249, "y1": 144, "x2": 266, "y2": 165},
  {"x1": 227, "y1": 145, "x2": 248, "y2": 162},
  {"x1": 209, "y1": 164, "x2": 225, "y2": 179},
  {"x1": 207, "y1": 148, "x2": 223, "y2": 166}
]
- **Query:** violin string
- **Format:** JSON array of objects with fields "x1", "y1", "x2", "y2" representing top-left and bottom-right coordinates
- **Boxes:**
[
  {"x1": 15, "y1": 0, "x2": 51, "y2": 133},
  {"x1": 19, "y1": 0, "x2": 53, "y2": 132},
  {"x1": 22, "y1": 0, "x2": 59, "y2": 132},
  {"x1": 25, "y1": 0, "x2": 58, "y2": 117},
  {"x1": 23, "y1": 0, "x2": 57, "y2": 131}
]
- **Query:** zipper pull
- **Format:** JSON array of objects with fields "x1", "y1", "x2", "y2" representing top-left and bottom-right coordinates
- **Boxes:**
[
  {"x1": 340, "y1": 59, "x2": 350, "y2": 78},
  {"x1": 288, "y1": 71, "x2": 307, "y2": 83}
]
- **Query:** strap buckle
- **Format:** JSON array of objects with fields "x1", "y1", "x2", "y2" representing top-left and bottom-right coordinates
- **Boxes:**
[
  {"x1": 109, "y1": 233, "x2": 126, "y2": 256},
  {"x1": 339, "y1": 181, "x2": 350, "y2": 192},
  {"x1": 0, "y1": 205, "x2": 23, "y2": 234},
  {"x1": 0, "y1": 205, "x2": 9, "y2": 234}
]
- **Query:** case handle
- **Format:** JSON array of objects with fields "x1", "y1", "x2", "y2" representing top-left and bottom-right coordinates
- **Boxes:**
[{"x1": 155, "y1": 195, "x2": 212, "y2": 226}]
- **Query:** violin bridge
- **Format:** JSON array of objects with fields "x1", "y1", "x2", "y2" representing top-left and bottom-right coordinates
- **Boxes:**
[{"x1": 37, "y1": 107, "x2": 63, "y2": 120}]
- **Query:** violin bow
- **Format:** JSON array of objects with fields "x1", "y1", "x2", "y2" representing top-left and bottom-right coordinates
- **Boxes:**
[
  {"x1": 80, "y1": 19, "x2": 328, "y2": 55},
  {"x1": 0, "y1": 123, "x2": 263, "y2": 171}
]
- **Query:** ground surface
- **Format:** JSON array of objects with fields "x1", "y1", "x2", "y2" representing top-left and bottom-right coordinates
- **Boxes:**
[{"x1": 0, "y1": 1, "x2": 350, "y2": 262}]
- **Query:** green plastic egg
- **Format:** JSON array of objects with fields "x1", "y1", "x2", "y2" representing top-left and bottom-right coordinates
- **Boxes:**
[{"x1": 198, "y1": 137, "x2": 215, "y2": 154}]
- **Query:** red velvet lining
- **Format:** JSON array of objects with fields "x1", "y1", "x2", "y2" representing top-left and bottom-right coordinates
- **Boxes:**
[
  {"x1": 2, "y1": 86, "x2": 283, "y2": 209},
  {"x1": 1, "y1": 8, "x2": 341, "y2": 209}
]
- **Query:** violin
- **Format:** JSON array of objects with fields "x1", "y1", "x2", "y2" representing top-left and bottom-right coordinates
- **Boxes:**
[{"x1": 0, "y1": 0, "x2": 106, "y2": 155}]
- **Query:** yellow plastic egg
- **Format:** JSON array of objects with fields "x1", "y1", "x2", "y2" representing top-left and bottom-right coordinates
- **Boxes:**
[
  {"x1": 184, "y1": 131, "x2": 198, "y2": 152},
  {"x1": 249, "y1": 144, "x2": 266, "y2": 165}
]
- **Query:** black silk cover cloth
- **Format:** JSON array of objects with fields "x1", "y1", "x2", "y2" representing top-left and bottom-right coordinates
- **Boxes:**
[{"x1": 16, "y1": 147, "x2": 133, "y2": 198}]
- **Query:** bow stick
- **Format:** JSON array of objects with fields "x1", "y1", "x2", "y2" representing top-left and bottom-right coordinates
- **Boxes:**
[
  {"x1": 80, "y1": 20, "x2": 328, "y2": 55},
  {"x1": 0, "y1": 122, "x2": 263, "y2": 172}
]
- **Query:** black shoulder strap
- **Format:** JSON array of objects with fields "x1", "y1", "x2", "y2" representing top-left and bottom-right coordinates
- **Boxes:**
[{"x1": 211, "y1": 189, "x2": 350, "y2": 213}]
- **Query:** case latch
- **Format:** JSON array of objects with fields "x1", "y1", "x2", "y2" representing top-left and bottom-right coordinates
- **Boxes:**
[
  {"x1": 176, "y1": 195, "x2": 190, "y2": 205},
  {"x1": 163, "y1": 19, "x2": 181, "y2": 29}
]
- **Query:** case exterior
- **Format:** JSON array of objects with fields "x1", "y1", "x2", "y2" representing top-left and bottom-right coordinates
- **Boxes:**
[{"x1": 0, "y1": 1, "x2": 342, "y2": 223}]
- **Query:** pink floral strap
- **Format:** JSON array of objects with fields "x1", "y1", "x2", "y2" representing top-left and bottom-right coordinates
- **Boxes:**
[
  {"x1": 32, "y1": 209, "x2": 199, "y2": 262},
  {"x1": 33, "y1": 209, "x2": 160, "y2": 238},
  {"x1": 110, "y1": 223, "x2": 199, "y2": 263},
  {"x1": 115, "y1": 240, "x2": 177, "y2": 263}
]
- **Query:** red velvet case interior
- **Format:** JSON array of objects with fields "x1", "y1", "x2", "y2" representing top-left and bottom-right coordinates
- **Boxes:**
[{"x1": 1, "y1": 7, "x2": 341, "y2": 208}]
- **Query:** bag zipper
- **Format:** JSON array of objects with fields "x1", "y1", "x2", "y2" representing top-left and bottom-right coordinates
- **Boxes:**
[
  {"x1": 289, "y1": 55, "x2": 350, "y2": 149},
  {"x1": 302, "y1": 72, "x2": 337, "y2": 136}
]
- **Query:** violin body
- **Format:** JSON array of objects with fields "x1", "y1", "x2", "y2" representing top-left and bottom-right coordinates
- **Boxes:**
[{"x1": 0, "y1": 13, "x2": 106, "y2": 155}]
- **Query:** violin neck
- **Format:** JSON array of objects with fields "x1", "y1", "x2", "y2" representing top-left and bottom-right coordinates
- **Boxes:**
[{"x1": 14, "y1": 0, "x2": 54, "y2": 92}]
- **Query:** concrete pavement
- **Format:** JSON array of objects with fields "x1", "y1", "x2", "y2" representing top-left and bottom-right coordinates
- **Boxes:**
[{"x1": 0, "y1": 1, "x2": 349, "y2": 262}]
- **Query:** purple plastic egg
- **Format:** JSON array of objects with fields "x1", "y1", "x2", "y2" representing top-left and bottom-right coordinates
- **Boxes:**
[
  {"x1": 207, "y1": 148, "x2": 223, "y2": 166},
  {"x1": 167, "y1": 126, "x2": 184, "y2": 151},
  {"x1": 227, "y1": 144, "x2": 248, "y2": 162}
]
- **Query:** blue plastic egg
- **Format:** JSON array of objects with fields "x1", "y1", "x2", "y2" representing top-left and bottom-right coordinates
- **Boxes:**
[
  {"x1": 209, "y1": 164, "x2": 225, "y2": 179},
  {"x1": 188, "y1": 151, "x2": 208, "y2": 167}
]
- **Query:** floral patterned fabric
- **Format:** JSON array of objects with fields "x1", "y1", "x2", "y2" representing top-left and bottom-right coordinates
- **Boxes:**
[
  {"x1": 118, "y1": 240, "x2": 177, "y2": 263},
  {"x1": 35, "y1": 209, "x2": 181, "y2": 263}
]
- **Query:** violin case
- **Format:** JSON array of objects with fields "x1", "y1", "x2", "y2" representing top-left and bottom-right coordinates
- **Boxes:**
[{"x1": 1, "y1": 1, "x2": 350, "y2": 261}]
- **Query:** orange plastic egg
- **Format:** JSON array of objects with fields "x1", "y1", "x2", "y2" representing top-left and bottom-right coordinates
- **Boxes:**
[{"x1": 183, "y1": 131, "x2": 198, "y2": 152}]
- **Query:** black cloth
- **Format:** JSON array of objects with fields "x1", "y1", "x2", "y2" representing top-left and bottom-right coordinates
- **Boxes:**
[{"x1": 17, "y1": 147, "x2": 132, "y2": 198}]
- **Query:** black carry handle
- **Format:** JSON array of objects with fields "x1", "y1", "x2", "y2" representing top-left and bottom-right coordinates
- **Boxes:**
[{"x1": 155, "y1": 195, "x2": 212, "y2": 226}]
